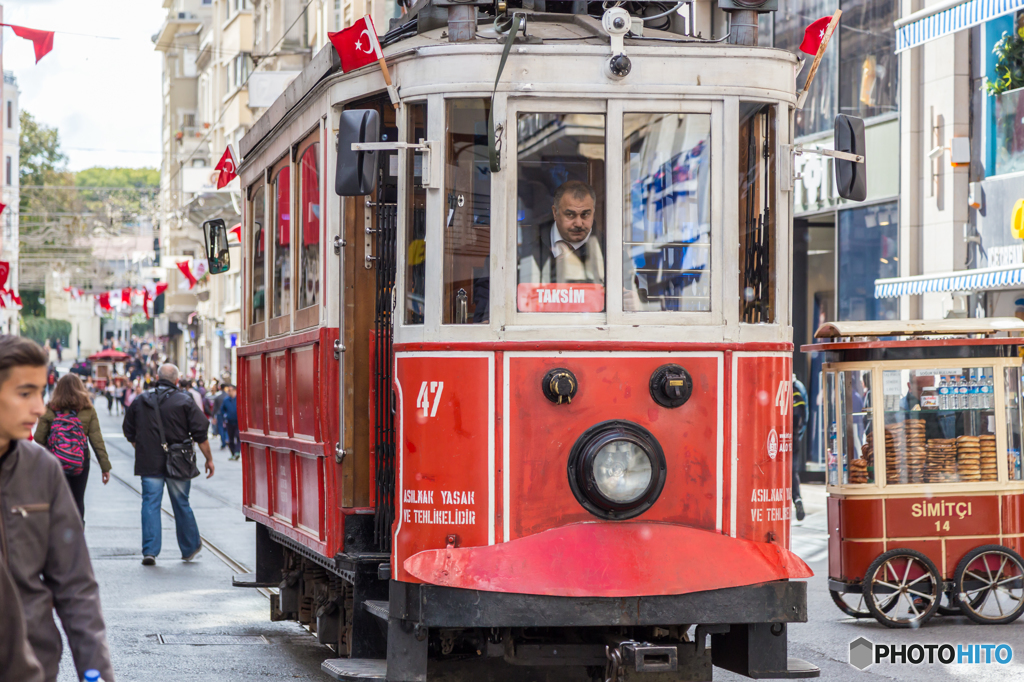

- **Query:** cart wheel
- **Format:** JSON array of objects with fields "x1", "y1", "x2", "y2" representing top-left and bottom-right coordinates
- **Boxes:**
[
  {"x1": 830, "y1": 589, "x2": 872, "y2": 618},
  {"x1": 953, "y1": 545, "x2": 1024, "y2": 625},
  {"x1": 864, "y1": 549, "x2": 942, "y2": 628}
]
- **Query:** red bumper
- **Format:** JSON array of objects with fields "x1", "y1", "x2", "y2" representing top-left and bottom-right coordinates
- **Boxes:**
[{"x1": 404, "y1": 521, "x2": 812, "y2": 598}]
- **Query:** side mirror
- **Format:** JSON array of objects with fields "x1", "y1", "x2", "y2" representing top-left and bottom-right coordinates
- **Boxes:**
[
  {"x1": 834, "y1": 115, "x2": 866, "y2": 202},
  {"x1": 203, "y1": 218, "x2": 231, "y2": 275},
  {"x1": 336, "y1": 109, "x2": 380, "y2": 196}
]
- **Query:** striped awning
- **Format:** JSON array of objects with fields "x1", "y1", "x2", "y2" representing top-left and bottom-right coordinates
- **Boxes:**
[
  {"x1": 875, "y1": 264, "x2": 1024, "y2": 298},
  {"x1": 896, "y1": 0, "x2": 1024, "y2": 52}
]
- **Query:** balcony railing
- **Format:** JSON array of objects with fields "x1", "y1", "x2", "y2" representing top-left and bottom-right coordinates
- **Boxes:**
[{"x1": 995, "y1": 87, "x2": 1024, "y2": 175}]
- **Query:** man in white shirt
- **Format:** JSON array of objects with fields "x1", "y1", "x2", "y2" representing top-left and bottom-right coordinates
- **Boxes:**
[{"x1": 518, "y1": 180, "x2": 605, "y2": 286}]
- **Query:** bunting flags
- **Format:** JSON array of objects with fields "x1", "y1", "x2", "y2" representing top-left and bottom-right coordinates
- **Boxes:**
[
  {"x1": 0, "y1": 260, "x2": 18, "y2": 308},
  {"x1": 97, "y1": 292, "x2": 111, "y2": 311},
  {"x1": 215, "y1": 145, "x2": 238, "y2": 189},
  {"x1": 1, "y1": 24, "x2": 55, "y2": 63},
  {"x1": 229, "y1": 224, "x2": 242, "y2": 242},
  {"x1": 176, "y1": 260, "x2": 198, "y2": 289}
]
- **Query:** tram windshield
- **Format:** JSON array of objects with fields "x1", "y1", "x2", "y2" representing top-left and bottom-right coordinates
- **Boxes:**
[
  {"x1": 622, "y1": 113, "x2": 712, "y2": 312},
  {"x1": 516, "y1": 113, "x2": 606, "y2": 313}
]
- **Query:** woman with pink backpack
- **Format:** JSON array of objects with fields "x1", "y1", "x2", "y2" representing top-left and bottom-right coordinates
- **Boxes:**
[{"x1": 33, "y1": 373, "x2": 112, "y2": 520}]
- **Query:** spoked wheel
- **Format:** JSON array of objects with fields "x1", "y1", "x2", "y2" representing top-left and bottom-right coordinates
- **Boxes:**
[
  {"x1": 864, "y1": 549, "x2": 942, "y2": 628},
  {"x1": 830, "y1": 589, "x2": 872, "y2": 618},
  {"x1": 954, "y1": 545, "x2": 1024, "y2": 625}
]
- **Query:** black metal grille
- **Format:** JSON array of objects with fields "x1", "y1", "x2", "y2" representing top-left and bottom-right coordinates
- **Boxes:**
[{"x1": 373, "y1": 199, "x2": 398, "y2": 553}]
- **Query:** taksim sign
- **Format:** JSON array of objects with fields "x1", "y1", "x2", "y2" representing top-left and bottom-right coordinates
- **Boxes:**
[{"x1": 182, "y1": 167, "x2": 238, "y2": 193}]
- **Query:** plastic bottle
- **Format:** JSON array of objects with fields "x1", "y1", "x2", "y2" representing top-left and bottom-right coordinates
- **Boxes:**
[
  {"x1": 84, "y1": 671, "x2": 104, "y2": 682},
  {"x1": 984, "y1": 373, "x2": 994, "y2": 409},
  {"x1": 958, "y1": 376, "x2": 969, "y2": 410},
  {"x1": 938, "y1": 376, "x2": 950, "y2": 410},
  {"x1": 969, "y1": 372, "x2": 979, "y2": 409}
]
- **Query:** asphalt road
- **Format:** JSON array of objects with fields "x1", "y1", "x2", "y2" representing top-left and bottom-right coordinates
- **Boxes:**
[{"x1": 53, "y1": 403, "x2": 1023, "y2": 681}]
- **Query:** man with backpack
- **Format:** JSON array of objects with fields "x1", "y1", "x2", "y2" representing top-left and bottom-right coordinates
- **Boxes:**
[
  {"x1": 123, "y1": 363, "x2": 214, "y2": 566},
  {"x1": 0, "y1": 335, "x2": 115, "y2": 681},
  {"x1": 33, "y1": 374, "x2": 112, "y2": 521}
]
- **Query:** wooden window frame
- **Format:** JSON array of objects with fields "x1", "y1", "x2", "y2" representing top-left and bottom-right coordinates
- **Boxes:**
[
  {"x1": 268, "y1": 154, "x2": 292, "y2": 337},
  {"x1": 294, "y1": 127, "x2": 322, "y2": 331},
  {"x1": 247, "y1": 176, "x2": 268, "y2": 342}
]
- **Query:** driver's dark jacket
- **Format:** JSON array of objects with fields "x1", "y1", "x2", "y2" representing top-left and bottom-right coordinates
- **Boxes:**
[
  {"x1": 0, "y1": 439, "x2": 114, "y2": 682},
  {"x1": 123, "y1": 381, "x2": 209, "y2": 478}
]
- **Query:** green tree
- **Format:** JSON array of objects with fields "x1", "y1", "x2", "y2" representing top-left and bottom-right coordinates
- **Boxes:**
[{"x1": 19, "y1": 110, "x2": 67, "y2": 189}]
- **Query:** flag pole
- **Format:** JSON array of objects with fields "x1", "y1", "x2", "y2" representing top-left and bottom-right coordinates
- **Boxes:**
[
  {"x1": 379, "y1": 57, "x2": 399, "y2": 109},
  {"x1": 796, "y1": 9, "x2": 841, "y2": 110}
]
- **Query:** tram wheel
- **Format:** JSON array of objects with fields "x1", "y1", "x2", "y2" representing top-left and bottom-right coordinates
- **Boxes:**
[
  {"x1": 864, "y1": 549, "x2": 942, "y2": 628},
  {"x1": 830, "y1": 588, "x2": 885, "y2": 618},
  {"x1": 953, "y1": 545, "x2": 1024, "y2": 625}
]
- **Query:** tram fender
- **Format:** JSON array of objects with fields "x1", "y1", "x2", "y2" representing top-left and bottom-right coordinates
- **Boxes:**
[{"x1": 403, "y1": 522, "x2": 812, "y2": 597}]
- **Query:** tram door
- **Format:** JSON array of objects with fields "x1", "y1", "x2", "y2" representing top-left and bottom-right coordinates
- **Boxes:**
[{"x1": 340, "y1": 95, "x2": 398, "y2": 552}]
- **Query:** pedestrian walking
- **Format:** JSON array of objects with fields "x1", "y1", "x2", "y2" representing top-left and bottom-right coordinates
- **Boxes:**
[
  {"x1": 55, "y1": 339, "x2": 63, "y2": 363},
  {"x1": 792, "y1": 374, "x2": 808, "y2": 522},
  {"x1": 103, "y1": 384, "x2": 114, "y2": 415},
  {"x1": 33, "y1": 374, "x2": 112, "y2": 521},
  {"x1": 218, "y1": 384, "x2": 239, "y2": 461},
  {"x1": 212, "y1": 383, "x2": 228, "y2": 449},
  {"x1": 0, "y1": 335, "x2": 115, "y2": 682},
  {"x1": 113, "y1": 380, "x2": 125, "y2": 416},
  {"x1": 123, "y1": 363, "x2": 214, "y2": 566}
]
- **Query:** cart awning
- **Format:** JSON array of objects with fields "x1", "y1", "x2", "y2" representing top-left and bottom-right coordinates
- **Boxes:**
[
  {"x1": 875, "y1": 264, "x2": 1024, "y2": 298},
  {"x1": 896, "y1": 0, "x2": 1024, "y2": 53}
]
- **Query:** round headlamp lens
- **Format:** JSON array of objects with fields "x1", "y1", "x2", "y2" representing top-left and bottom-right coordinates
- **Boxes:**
[{"x1": 592, "y1": 440, "x2": 653, "y2": 503}]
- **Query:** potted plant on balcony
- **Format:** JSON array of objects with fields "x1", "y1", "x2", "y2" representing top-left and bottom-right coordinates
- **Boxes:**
[{"x1": 989, "y1": 28, "x2": 1024, "y2": 174}]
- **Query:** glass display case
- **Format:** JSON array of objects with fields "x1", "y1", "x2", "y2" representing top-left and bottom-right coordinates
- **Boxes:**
[{"x1": 824, "y1": 359, "x2": 1024, "y2": 491}]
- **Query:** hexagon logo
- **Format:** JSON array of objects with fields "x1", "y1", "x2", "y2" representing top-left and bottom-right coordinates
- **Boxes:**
[{"x1": 849, "y1": 637, "x2": 874, "y2": 670}]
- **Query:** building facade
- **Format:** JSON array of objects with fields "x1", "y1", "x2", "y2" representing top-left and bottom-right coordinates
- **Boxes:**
[{"x1": 0, "y1": 71, "x2": 19, "y2": 335}]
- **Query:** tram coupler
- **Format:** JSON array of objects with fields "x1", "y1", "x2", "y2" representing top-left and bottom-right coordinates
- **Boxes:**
[{"x1": 604, "y1": 640, "x2": 710, "y2": 682}]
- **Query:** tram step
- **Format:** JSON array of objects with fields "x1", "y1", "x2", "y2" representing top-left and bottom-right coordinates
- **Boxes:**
[
  {"x1": 778, "y1": 658, "x2": 821, "y2": 679},
  {"x1": 362, "y1": 599, "x2": 390, "y2": 621},
  {"x1": 230, "y1": 572, "x2": 279, "y2": 588},
  {"x1": 321, "y1": 658, "x2": 386, "y2": 681}
]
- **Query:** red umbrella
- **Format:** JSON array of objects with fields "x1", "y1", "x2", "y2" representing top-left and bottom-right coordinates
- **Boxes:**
[{"x1": 87, "y1": 349, "x2": 131, "y2": 362}]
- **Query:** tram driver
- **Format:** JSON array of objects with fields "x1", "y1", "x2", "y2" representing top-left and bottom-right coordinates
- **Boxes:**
[{"x1": 518, "y1": 180, "x2": 605, "y2": 288}]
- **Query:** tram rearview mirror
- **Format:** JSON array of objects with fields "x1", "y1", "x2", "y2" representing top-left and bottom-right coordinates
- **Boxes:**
[
  {"x1": 834, "y1": 115, "x2": 867, "y2": 202},
  {"x1": 336, "y1": 109, "x2": 380, "y2": 196},
  {"x1": 203, "y1": 218, "x2": 231, "y2": 275}
]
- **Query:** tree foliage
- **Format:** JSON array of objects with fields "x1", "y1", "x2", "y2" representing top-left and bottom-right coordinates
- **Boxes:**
[
  {"x1": 986, "y1": 28, "x2": 1024, "y2": 96},
  {"x1": 19, "y1": 110, "x2": 67, "y2": 189},
  {"x1": 20, "y1": 317, "x2": 71, "y2": 346}
]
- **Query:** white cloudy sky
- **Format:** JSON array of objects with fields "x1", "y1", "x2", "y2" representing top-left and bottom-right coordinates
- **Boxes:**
[{"x1": 3, "y1": 0, "x2": 165, "y2": 171}]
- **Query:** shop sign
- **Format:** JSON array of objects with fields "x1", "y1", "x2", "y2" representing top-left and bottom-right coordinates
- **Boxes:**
[{"x1": 988, "y1": 244, "x2": 1024, "y2": 267}]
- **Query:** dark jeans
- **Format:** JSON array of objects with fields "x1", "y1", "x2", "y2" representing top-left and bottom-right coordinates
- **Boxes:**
[
  {"x1": 792, "y1": 433, "x2": 805, "y2": 501},
  {"x1": 141, "y1": 476, "x2": 201, "y2": 558},
  {"x1": 65, "y1": 456, "x2": 90, "y2": 521},
  {"x1": 224, "y1": 420, "x2": 239, "y2": 455}
]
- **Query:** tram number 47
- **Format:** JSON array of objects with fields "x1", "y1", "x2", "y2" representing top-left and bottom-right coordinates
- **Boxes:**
[{"x1": 416, "y1": 381, "x2": 445, "y2": 418}]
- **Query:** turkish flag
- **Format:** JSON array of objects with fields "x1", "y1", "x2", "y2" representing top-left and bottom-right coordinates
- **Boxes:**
[
  {"x1": 0, "y1": 260, "x2": 8, "y2": 289},
  {"x1": 0, "y1": 203, "x2": 7, "y2": 215},
  {"x1": 155, "y1": 282, "x2": 169, "y2": 296},
  {"x1": 328, "y1": 16, "x2": 383, "y2": 73},
  {"x1": 3, "y1": 24, "x2": 55, "y2": 63},
  {"x1": 98, "y1": 292, "x2": 111, "y2": 312},
  {"x1": 799, "y1": 16, "x2": 833, "y2": 55},
  {"x1": 177, "y1": 261, "x2": 198, "y2": 289},
  {"x1": 215, "y1": 145, "x2": 238, "y2": 189},
  {"x1": 229, "y1": 224, "x2": 242, "y2": 242},
  {"x1": 121, "y1": 287, "x2": 132, "y2": 306}
]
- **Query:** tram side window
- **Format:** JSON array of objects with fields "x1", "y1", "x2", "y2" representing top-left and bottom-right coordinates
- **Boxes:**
[
  {"x1": 444, "y1": 99, "x2": 490, "y2": 324},
  {"x1": 298, "y1": 142, "x2": 320, "y2": 311},
  {"x1": 516, "y1": 113, "x2": 606, "y2": 314},
  {"x1": 404, "y1": 102, "x2": 427, "y2": 325},
  {"x1": 622, "y1": 113, "x2": 711, "y2": 312},
  {"x1": 251, "y1": 184, "x2": 266, "y2": 324},
  {"x1": 272, "y1": 165, "x2": 291, "y2": 320},
  {"x1": 738, "y1": 103, "x2": 775, "y2": 324}
]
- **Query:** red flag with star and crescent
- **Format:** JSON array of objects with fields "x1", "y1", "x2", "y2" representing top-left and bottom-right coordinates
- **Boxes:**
[
  {"x1": 328, "y1": 16, "x2": 383, "y2": 73},
  {"x1": 799, "y1": 16, "x2": 833, "y2": 54},
  {"x1": 215, "y1": 145, "x2": 238, "y2": 189}
]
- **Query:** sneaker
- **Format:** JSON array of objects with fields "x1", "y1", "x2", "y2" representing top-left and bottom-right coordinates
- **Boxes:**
[
  {"x1": 229, "y1": 453, "x2": 240, "y2": 461},
  {"x1": 182, "y1": 547, "x2": 202, "y2": 562},
  {"x1": 795, "y1": 499, "x2": 806, "y2": 521},
  {"x1": 142, "y1": 556, "x2": 156, "y2": 566}
]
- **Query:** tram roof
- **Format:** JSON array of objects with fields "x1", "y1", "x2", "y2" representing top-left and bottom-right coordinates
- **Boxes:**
[
  {"x1": 240, "y1": 6, "x2": 790, "y2": 161},
  {"x1": 813, "y1": 318, "x2": 1024, "y2": 339}
]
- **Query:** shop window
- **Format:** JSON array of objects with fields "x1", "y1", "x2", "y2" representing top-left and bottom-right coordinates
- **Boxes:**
[
  {"x1": 1005, "y1": 366, "x2": 1023, "y2": 480},
  {"x1": 622, "y1": 112, "x2": 712, "y2": 312},
  {"x1": 987, "y1": 13, "x2": 1024, "y2": 176},
  {"x1": 271, "y1": 165, "x2": 291, "y2": 321},
  {"x1": 837, "y1": 201, "x2": 897, "y2": 321},
  {"x1": 839, "y1": 370, "x2": 874, "y2": 485},
  {"x1": 404, "y1": 102, "x2": 427, "y2": 325},
  {"x1": 516, "y1": 113, "x2": 606, "y2": 314},
  {"x1": 838, "y1": 0, "x2": 898, "y2": 120},
  {"x1": 444, "y1": 99, "x2": 491, "y2": 324},
  {"x1": 739, "y1": 103, "x2": 775, "y2": 324},
  {"x1": 298, "y1": 142, "x2": 320, "y2": 312},
  {"x1": 774, "y1": 0, "x2": 837, "y2": 138},
  {"x1": 251, "y1": 184, "x2": 266, "y2": 326}
]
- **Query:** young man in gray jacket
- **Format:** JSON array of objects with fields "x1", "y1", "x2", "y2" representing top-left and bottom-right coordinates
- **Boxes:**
[{"x1": 0, "y1": 335, "x2": 114, "y2": 682}]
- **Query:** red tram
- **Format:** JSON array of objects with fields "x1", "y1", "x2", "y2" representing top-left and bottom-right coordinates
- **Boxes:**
[{"x1": 206, "y1": 1, "x2": 845, "y2": 678}]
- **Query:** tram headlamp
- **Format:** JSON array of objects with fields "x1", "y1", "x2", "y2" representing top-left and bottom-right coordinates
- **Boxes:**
[{"x1": 567, "y1": 420, "x2": 666, "y2": 520}]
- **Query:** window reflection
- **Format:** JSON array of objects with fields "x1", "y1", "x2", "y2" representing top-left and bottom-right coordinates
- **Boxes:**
[
  {"x1": 404, "y1": 103, "x2": 427, "y2": 325},
  {"x1": 837, "y1": 201, "x2": 897, "y2": 321},
  {"x1": 251, "y1": 185, "x2": 265, "y2": 324},
  {"x1": 516, "y1": 113, "x2": 606, "y2": 313},
  {"x1": 739, "y1": 103, "x2": 775, "y2": 324},
  {"x1": 623, "y1": 113, "x2": 712, "y2": 312},
  {"x1": 298, "y1": 144, "x2": 320, "y2": 310},
  {"x1": 272, "y1": 166, "x2": 291, "y2": 319},
  {"x1": 838, "y1": 0, "x2": 898, "y2": 120}
]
